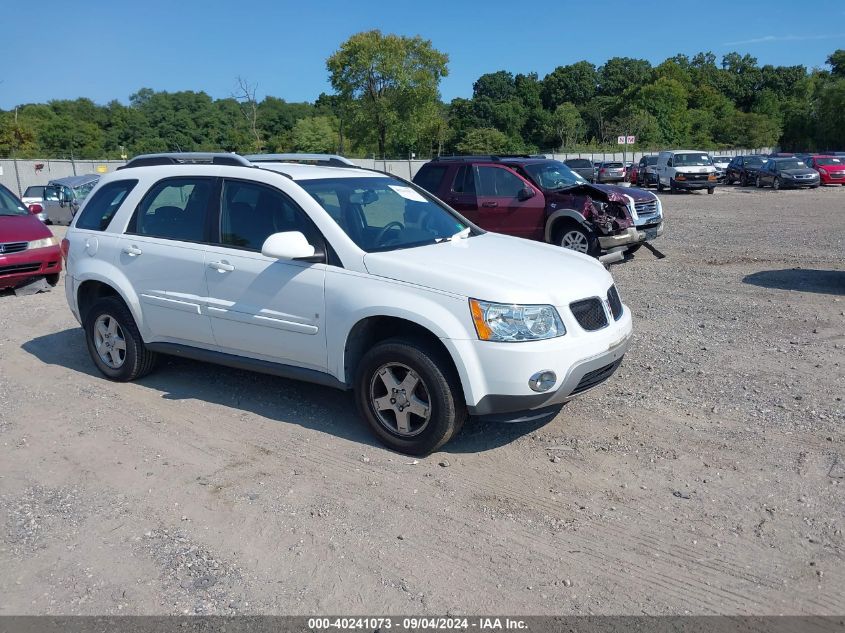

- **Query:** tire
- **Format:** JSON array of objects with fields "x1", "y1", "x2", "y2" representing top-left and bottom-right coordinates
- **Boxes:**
[
  {"x1": 725, "y1": 174, "x2": 733, "y2": 185},
  {"x1": 773, "y1": 177, "x2": 780, "y2": 191},
  {"x1": 355, "y1": 338, "x2": 466, "y2": 455},
  {"x1": 669, "y1": 178, "x2": 677, "y2": 193},
  {"x1": 557, "y1": 223, "x2": 598, "y2": 257},
  {"x1": 656, "y1": 177, "x2": 664, "y2": 192},
  {"x1": 707, "y1": 187, "x2": 715, "y2": 195},
  {"x1": 45, "y1": 273, "x2": 60, "y2": 287},
  {"x1": 755, "y1": 175, "x2": 762, "y2": 188},
  {"x1": 740, "y1": 173, "x2": 748, "y2": 187},
  {"x1": 83, "y1": 296, "x2": 157, "y2": 382}
]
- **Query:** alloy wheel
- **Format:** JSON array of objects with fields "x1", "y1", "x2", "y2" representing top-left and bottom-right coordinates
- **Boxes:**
[
  {"x1": 93, "y1": 314, "x2": 127, "y2": 369},
  {"x1": 560, "y1": 230, "x2": 590, "y2": 253},
  {"x1": 369, "y1": 363, "x2": 432, "y2": 437}
]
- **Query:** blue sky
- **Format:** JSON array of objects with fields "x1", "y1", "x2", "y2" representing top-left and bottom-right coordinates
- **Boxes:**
[{"x1": 2, "y1": 0, "x2": 844, "y2": 109}]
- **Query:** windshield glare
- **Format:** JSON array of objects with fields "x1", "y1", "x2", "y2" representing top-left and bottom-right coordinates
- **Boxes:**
[
  {"x1": 74, "y1": 181, "x2": 97, "y2": 200},
  {"x1": 299, "y1": 176, "x2": 470, "y2": 252},
  {"x1": 0, "y1": 186, "x2": 29, "y2": 216},
  {"x1": 817, "y1": 157, "x2": 843, "y2": 166},
  {"x1": 523, "y1": 161, "x2": 587, "y2": 189},
  {"x1": 778, "y1": 160, "x2": 806, "y2": 170},
  {"x1": 675, "y1": 153, "x2": 712, "y2": 167}
]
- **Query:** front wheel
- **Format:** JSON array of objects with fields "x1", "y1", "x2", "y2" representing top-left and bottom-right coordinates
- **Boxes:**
[
  {"x1": 656, "y1": 178, "x2": 664, "y2": 192},
  {"x1": 355, "y1": 338, "x2": 466, "y2": 455},
  {"x1": 707, "y1": 187, "x2": 715, "y2": 195},
  {"x1": 740, "y1": 173, "x2": 748, "y2": 186},
  {"x1": 84, "y1": 296, "x2": 157, "y2": 381},
  {"x1": 558, "y1": 225, "x2": 598, "y2": 256},
  {"x1": 773, "y1": 177, "x2": 781, "y2": 191},
  {"x1": 756, "y1": 175, "x2": 763, "y2": 188}
]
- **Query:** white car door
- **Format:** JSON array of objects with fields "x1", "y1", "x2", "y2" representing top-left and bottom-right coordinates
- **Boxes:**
[
  {"x1": 203, "y1": 178, "x2": 328, "y2": 371},
  {"x1": 119, "y1": 177, "x2": 216, "y2": 346}
]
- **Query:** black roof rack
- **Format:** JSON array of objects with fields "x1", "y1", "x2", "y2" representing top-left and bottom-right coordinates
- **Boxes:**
[
  {"x1": 117, "y1": 152, "x2": 253, "y2": 170},
  {"x1": 244, "y1": 153, "x2": 358, "y2": 167},
  {"x1": 431, "y1": 154, "x2": 535, "y2": 163}
]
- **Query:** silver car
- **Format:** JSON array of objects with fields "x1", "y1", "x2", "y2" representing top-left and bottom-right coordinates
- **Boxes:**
[{"x1": 43, "y1": 174, "x2": 100, "y2": 225}]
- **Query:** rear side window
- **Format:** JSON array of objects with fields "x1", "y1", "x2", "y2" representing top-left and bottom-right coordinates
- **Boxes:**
[
  {"x1": 451, "y1": 166, "x2": 476, "y2": 194},
  {"x1": 476, "y1": 166, "x2": 524, "y2": 197},
  {"x1": 604, "y1": 162, "x2": 623, "y2": 168},
  {"x1": 413, "y1": 165, "x2": 447, "y2": 194},
  {"x1": 129, "y1": 177, "x2": 214, "y2": 242},
  {"x1": 75, "y1": 180, "x2": 138, "y2": 231}
]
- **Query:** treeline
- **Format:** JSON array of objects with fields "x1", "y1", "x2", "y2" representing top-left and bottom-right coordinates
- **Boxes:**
[{"x1": 1, "y1": 32, "x2": 843, "y2": 160}]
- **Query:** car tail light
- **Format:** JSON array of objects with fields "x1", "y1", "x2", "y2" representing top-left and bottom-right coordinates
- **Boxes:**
[
  {"x1": 28, "y1": 203, "x2": 43, "y2": 214},
  {"x1": 599, "y1": 168, "x2": 606, "y2": 173},
  {"x1": 61, "y1": 238, "x2": 70, "y2": 262}
]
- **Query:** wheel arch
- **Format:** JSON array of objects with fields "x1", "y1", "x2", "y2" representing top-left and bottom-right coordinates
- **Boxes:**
[
  {"x1": 544, "y1": 210, "x2": 591, "y2": 243},
  {"x1": 74, "y1": 268, "x2": 142, "y2": 332}
]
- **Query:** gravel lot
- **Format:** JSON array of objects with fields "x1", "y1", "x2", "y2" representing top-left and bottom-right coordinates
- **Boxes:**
[{"x1": 0, "y1": 184, "x2": 843, "y2": 616}]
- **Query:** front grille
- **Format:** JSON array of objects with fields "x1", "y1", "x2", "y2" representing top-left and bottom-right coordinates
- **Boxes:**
[
  {"x1": 571, "y1": 358, "x2": 624, "y2": 396},
  {"x1": 0, "y1": 241, "x2": 28, "y2": 255},
  {"x1": 570, "y1": 298, "x2": 608, "y2": 331},
  {"x1": 634, "y1": 200, "x2": 658, "y2": 216},
  {"x1": 607, "y1": 285, "x2": 623, "y2": 320},
  {"x1": 683, "y1": 174, "x2": 710, "y2": 181},
  {"x1": 0, "y1": 263, "x2": 40, "y2": 275}
]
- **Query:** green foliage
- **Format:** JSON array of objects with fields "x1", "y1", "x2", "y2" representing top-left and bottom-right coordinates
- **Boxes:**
[
  {"x1": 548, "y1": 103, "x2": 585, "y2": 150},
  {"x1": 290, "y1": 116, "x2": 339, "y2": 153},
  {"x1": 456, "y1": 128, "x2": 515, "y2": 154},
  {"x1": 326, "y1": 29, "x2": 448, "y2": 157},
  {"x1": 541, "y1": 61, "x2": 598, "y2": 108}
]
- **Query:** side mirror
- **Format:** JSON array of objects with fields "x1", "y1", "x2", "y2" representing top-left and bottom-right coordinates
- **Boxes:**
[
  {"x1": 261, "y1": 231, "x2": 316, "y2": 261},
  {"x1": 517, "y1": 187, "x2": 535, "y2": 201}
]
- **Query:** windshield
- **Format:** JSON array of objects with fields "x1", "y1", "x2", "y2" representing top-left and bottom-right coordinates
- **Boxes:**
[
  {"x1": 522, "y1": 161, "x2": 587, "y2": 190},
  {"x1": 777, "y1": 160, "x2": 806, "y2": 170},
  {"x1": 817, "y1": 157, "x2": 843, "y2": 166},
  {"x1": 74, "y1": 181, "x2": 98, "y2": 200},
  {"x1": 644, "y1": 156, "x2": 658, "y2": 165},
  {"x1": 299, "y1": 176, "x2": 472, "y2": 252},
  {"x1": 714, "y1": 157, "x2": 730, "y2": 163},
  {"x1": 0, "y1": 186, "x2": 29, "y2": 216},
  {"x1": 23, "y1": 186, "x2": 45, "y2": 198},
  {"x1": 674, "y1": 153, "x2": 712, "y2": 167}
]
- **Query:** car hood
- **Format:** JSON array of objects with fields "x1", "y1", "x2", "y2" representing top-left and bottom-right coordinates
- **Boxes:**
[
  {"x1": 0, "y1": 214, "x2": 52, "y2": 243},
  {"x1": 363, "y1": 232, "x2": 613, "y2": 306},
  {"x1": 782, "y1": 169, "x2": 818, "y2": 176},
  {"x1": 546, "y1": 182, "x2": 655, "y2": 204}
]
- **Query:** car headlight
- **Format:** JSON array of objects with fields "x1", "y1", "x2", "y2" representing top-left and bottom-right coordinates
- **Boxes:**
[
  {"x1": 469, "y1": 299, "x2": 566, "y2": 342},
  {"x1": 28, "y1": 236, "x2": 59, "y2": 249}
]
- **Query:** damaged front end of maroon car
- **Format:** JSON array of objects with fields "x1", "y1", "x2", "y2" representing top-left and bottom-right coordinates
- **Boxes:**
[{"x1": 543, "y1": 182, "x2": 664, "y2": 257}]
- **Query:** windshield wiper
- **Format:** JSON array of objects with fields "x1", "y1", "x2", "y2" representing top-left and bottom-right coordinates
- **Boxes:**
[{"x1": 435, "y1": 227, "x2": 471, "y2": 243}]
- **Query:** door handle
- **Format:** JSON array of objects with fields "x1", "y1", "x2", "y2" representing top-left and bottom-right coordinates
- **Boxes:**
[
  {"x1": 122, "y1": 245, "x2": 142, "y2": 257},
  {"x1": 208, "y1": 261, "x2": 235, "y2": 273},
  {"x1": 481, "y1": 201, "x2": 498, "y2": 208}
]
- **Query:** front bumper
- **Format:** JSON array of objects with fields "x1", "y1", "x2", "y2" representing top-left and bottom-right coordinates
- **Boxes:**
[
  {"x1": 448, "y1": 303, "x2": 633, "y2": 419},
  {"x1": 672, "y1": 178, "x2": 717, "y2": 190},
  {"x1": 598, "y1": 222, "x2": 664, "y2": 249},
  {"x1": 0, "y1": 246, "x2": 62, "y2": 289},
  {"x1": 780, "y1": 176, "x2": 820, "y2": 188}
]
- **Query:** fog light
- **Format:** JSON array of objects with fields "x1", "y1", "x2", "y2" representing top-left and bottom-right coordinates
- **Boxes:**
[{"x1": 529, "y1": 371, "x2": 557, "y2": 393}]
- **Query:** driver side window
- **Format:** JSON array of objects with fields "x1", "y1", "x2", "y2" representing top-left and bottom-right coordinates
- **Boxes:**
[{"x1": 476, "y1": 166, "x2": 525, "y2": 197}]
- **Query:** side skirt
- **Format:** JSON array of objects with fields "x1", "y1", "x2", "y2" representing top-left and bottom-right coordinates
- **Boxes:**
[{"x1": 145, "y1": 342, "x2": 348, "y2": 390}]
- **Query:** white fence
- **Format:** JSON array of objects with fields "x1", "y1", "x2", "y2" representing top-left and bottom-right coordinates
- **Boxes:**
[{"x1": 0, "y1": 149, "x2": 773, "y2": 196}]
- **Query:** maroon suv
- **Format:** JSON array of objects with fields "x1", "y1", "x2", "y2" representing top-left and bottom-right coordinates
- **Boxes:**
[
  {"x1": 412, "y1": 156, "x2": 663, "y2": 257},
  {"x1": 0, "y1": 183, "x2": 62, "y2": 290}
]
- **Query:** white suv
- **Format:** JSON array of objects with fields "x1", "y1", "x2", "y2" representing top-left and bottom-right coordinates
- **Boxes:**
[{"x1": 62, "y1": 153, "x2": 632, "y2": 455}]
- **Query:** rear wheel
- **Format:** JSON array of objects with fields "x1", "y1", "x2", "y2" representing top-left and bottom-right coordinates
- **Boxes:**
[
  {"x1": 83, "y1": 296, "x2": 157, "y2": 382},
  {"x1": 355, "y1": 338, "x2": 466, "y2": 455}
]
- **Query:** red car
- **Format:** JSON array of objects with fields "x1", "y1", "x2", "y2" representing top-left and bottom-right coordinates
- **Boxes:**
[
  {"x1": 806, "y1": 155, "x2": 845, "y2": 185},
  {"x1": 0, "y1": 183, "x2": 62, "y2": 290}
]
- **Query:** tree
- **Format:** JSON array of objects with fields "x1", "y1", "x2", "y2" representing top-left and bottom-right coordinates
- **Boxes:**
[
  {"x1": 541, "y1": 61, "x2": 598, "y2": 109},
  {"x1": 233, "y1": 76, "x2": 263, "y2": 152},
  {"x1": 456, "y1": 128, "x2": 512, "y2": 154},
  {"x1": 634, "y1": 78, "x2": 690, "y2": 145},
  {"x1": 291, "y1": 116, "x2": 339, "y2": 153},
  {"x1": 598, "y1": 57, "x2": 652, "y2": 96},
  {"x1": 549, "y1": 103, "x2": 585, "y2": 149},
  {"x1": 826, "y1": 49, "x2": 845, "y2": 77},
  {"x1": 326, "y1": 30, "x2": 448, "y2": 157}
]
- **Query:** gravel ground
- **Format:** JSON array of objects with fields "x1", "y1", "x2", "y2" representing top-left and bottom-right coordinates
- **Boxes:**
[{"x1": 0, "y1": 184, "x2": 843, "y2": 615}]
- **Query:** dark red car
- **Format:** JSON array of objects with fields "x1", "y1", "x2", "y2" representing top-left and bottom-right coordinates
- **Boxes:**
[
  {"x1": 806, "y1": 155, "x2": 845, "y2": 185},
  {"x1": 412, "y1": 156, "x2": 663, "y2": 257},
  {"x1": 0, "y1": 183, "x2": 62, "y2": 290}
]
